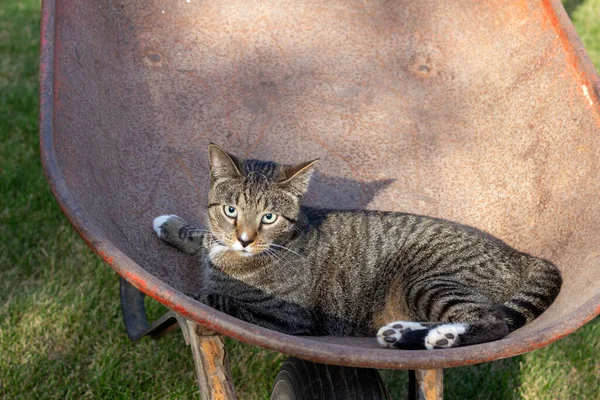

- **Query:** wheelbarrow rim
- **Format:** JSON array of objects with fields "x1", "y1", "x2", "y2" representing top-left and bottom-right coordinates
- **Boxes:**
[{"x1": 39, "y1": 0, "x2": 600, "y2": 370}]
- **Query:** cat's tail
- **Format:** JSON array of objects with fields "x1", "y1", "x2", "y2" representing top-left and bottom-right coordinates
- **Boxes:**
[
  {"x1": 377, "y1": 257, "x2": 562, "y2": 350},
  {"x1": 500, "y1": 255, "x2": 562, "y2": 332}
]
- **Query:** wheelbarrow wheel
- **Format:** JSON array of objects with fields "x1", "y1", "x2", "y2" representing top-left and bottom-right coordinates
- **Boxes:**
[{"x1": 271, "y1": 357, "x2": 390, "y2": 400}]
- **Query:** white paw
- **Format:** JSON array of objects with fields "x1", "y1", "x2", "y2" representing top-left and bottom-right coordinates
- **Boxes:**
[
  {"x1": 424, "y1": 323, "x2": 468, "y2": 350},
  {"x1": 376, "y1": 321, "x2": 427, "y2": 348},
  {"x1": 153, "y1": 215, "x2": 178, "y2": 237}
]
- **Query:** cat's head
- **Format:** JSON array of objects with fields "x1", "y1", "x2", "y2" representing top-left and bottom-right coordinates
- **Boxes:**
[{"x1": 206, "y1": 144, "x2": 318, "y2": 258}]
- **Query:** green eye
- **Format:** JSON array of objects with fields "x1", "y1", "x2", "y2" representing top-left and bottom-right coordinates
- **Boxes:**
[
  {"x1": 261, "y1": 213, "x2": 278, "y2": 224},
  {"x1": 224, "y1": 205, "x2": 238, "y2": 218}
]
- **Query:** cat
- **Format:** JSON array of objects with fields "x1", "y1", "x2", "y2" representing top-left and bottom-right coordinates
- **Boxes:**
[{"x1": 153, "y1": 144, "x2": 562, "y2": 350}]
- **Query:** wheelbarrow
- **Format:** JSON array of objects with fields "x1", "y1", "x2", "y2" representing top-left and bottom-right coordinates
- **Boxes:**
[{"x1": 40, "y1": 0, "x2": 600, "y2": 398}]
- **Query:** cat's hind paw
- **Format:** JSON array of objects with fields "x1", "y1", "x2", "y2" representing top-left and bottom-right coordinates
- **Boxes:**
[
  {"x1": 376, "y1": 321, "x2": 428, "y2": 348},
  {"x1": 424, "y1": 323, "x2": 468, "y2": 350},
  {"x1": 153, "y1": 215, "x2": 179, "y2": 237}
]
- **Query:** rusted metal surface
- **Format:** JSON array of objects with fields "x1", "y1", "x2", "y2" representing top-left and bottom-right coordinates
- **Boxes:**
[{"x1": 40, "y1": 0, "x2": 600, "y2": 369}]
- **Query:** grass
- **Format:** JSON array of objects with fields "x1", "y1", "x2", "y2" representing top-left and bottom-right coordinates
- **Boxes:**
[{"x1": 0, "y1": 0, "x2": 599, "y2": 398}]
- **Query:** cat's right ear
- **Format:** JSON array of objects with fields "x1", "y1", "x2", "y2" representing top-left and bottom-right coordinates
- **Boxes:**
[
  {"x1": 208, "y1": 144, "x2": 242, "y2": 181},
  {"x1": 277, "y1": 159, "x2": 319, "y2": 197}
]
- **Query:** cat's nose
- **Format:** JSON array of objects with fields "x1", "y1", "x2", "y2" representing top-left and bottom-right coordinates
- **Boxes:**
[
  {"x1": 237, "y1": 232, "x2": 254, "y2": 248},
  {"x1": 238, "y1": 238, "x2": 253, "y2": 248}
]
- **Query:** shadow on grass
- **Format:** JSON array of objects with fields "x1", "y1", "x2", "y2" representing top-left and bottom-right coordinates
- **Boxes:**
[
  {"x1": 562, "y1": 0, "x2": 585, "y2": 15},
  {"x1": 380, "y1": 355, "x2": 523, "y2": 399}
]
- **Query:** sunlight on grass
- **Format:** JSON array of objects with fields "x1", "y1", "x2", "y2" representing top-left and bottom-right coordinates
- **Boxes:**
[
  {"x1": 0, "y1": 238, "x2": 199, "y2": 399},
  {"x1": 564, "y1": 0, "x2": 600, "y2": 71},
  {"x1": 518, "y1": 318, "x2": 600, "y2": 399}
]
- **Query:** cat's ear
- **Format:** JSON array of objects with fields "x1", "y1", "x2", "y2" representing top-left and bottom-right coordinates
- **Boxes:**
[
  {"x1": 208, "y1": 144, "x2": 242, "y2": 180},
  {"x1": 277, "y1": 159, "x2": 319, "y2": 197}
]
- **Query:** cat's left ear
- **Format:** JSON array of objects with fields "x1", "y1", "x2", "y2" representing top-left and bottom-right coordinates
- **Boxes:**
[
  {"x1": 208, "y1": 143, "x2": 242, "y2": 181},
  {"x1": 277, "y1": 159, "x2": 319, "y2": 197}
]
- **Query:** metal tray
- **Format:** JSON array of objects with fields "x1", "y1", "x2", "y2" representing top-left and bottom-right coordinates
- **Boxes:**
[{"x1": 40, "y1": 0, "x2": 600, "y2": 369}]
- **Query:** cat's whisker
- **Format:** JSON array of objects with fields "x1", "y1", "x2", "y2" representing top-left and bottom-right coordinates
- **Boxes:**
[
  {"x1": 204, "y1": 231, "x2": 234, "y2": 248},
  {"x1": 269, "y1": 243, "x2": 306, "y2": 259},
  {"x1": 265, "y1": 248, "x2": 298, "y2": 269},
  {"x1": 255, "y1": 246, "x2": 286, "y2": 264}
]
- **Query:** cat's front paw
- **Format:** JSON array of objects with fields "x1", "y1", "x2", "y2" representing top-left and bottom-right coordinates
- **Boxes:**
[
  {"x1": 376, "y1": 321, "x2": 428, "y2": 348},
  {"x1": 153, "y1": 215, "x2": 180, "y2": 238}
]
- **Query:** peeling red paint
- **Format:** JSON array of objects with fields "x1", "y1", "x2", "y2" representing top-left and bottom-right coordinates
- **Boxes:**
[{"x1": 98, "y1": 250, "x2": 114, "y2": 266}]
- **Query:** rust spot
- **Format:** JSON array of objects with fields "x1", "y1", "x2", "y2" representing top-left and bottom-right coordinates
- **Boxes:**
[
  {"x1": 148, "y1": 53, "x2": 161, "y2": 63},
  {"x1": 142, "y1": 50, "x2": 165, "y2": 67},
  {"x1": 410, "y1": 55, "x2": 436, "y2": 78},
  {"x1": 98, "y1": 250, "x2": 114, "y2": 266},
  {"x1": 418, "y1": 64, "x2": 431, "y2": 74}
]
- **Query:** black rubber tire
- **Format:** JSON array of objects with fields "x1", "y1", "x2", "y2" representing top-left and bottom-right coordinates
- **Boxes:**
[{"x1": 271, "y1": 357, "x2": 390, "y2": 400}]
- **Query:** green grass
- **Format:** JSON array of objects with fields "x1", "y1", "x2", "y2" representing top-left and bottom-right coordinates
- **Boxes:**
[
  {"x1": 564, "y1": 0, "x2": 600, "y2": 66},
  {"x1": 1, "y1": 0, "x2": 599, "y2": 398}
]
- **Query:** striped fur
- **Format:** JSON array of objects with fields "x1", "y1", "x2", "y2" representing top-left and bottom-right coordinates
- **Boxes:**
[{"x1": 153, "y1": 145, "x2": 562, "y2": 349}]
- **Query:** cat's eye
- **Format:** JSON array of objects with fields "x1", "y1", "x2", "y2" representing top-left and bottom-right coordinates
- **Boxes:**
[
  {"x1": 223, "y1": 205, "x2": 238, "y2": 218},
  {"x1": 261, "y1": 213, "x2": 278, "y2": 224}
]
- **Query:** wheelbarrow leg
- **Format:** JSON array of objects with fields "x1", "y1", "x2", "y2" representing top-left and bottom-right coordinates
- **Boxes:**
[
  {"x1": 178, "y1": 318, "x2": 237, "y2": 400},
  {"x1": 408, "y1": 369, "x2": 443, "y2": 400}
]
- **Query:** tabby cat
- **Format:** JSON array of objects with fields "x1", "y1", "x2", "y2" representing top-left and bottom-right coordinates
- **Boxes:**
[{"x1": 153, "y1": 144, "x2": 561, "y2": 350}]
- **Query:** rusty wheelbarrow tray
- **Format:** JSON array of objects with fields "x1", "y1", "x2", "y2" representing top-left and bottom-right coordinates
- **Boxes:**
[{"x1": 40, "y1": 0, "x2": 600, "y2": 397}]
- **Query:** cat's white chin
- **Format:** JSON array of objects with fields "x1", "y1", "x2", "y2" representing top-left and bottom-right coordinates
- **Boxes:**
[
  {"x1": 209, "y1": 244, "x2": 255, "y2": 259},
  {"x1": 232, "y1": 240, "x2": 256, "y2": 256},
  {"x1": 208, "y1": 244, "x2": 229, "y2": 259}
]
